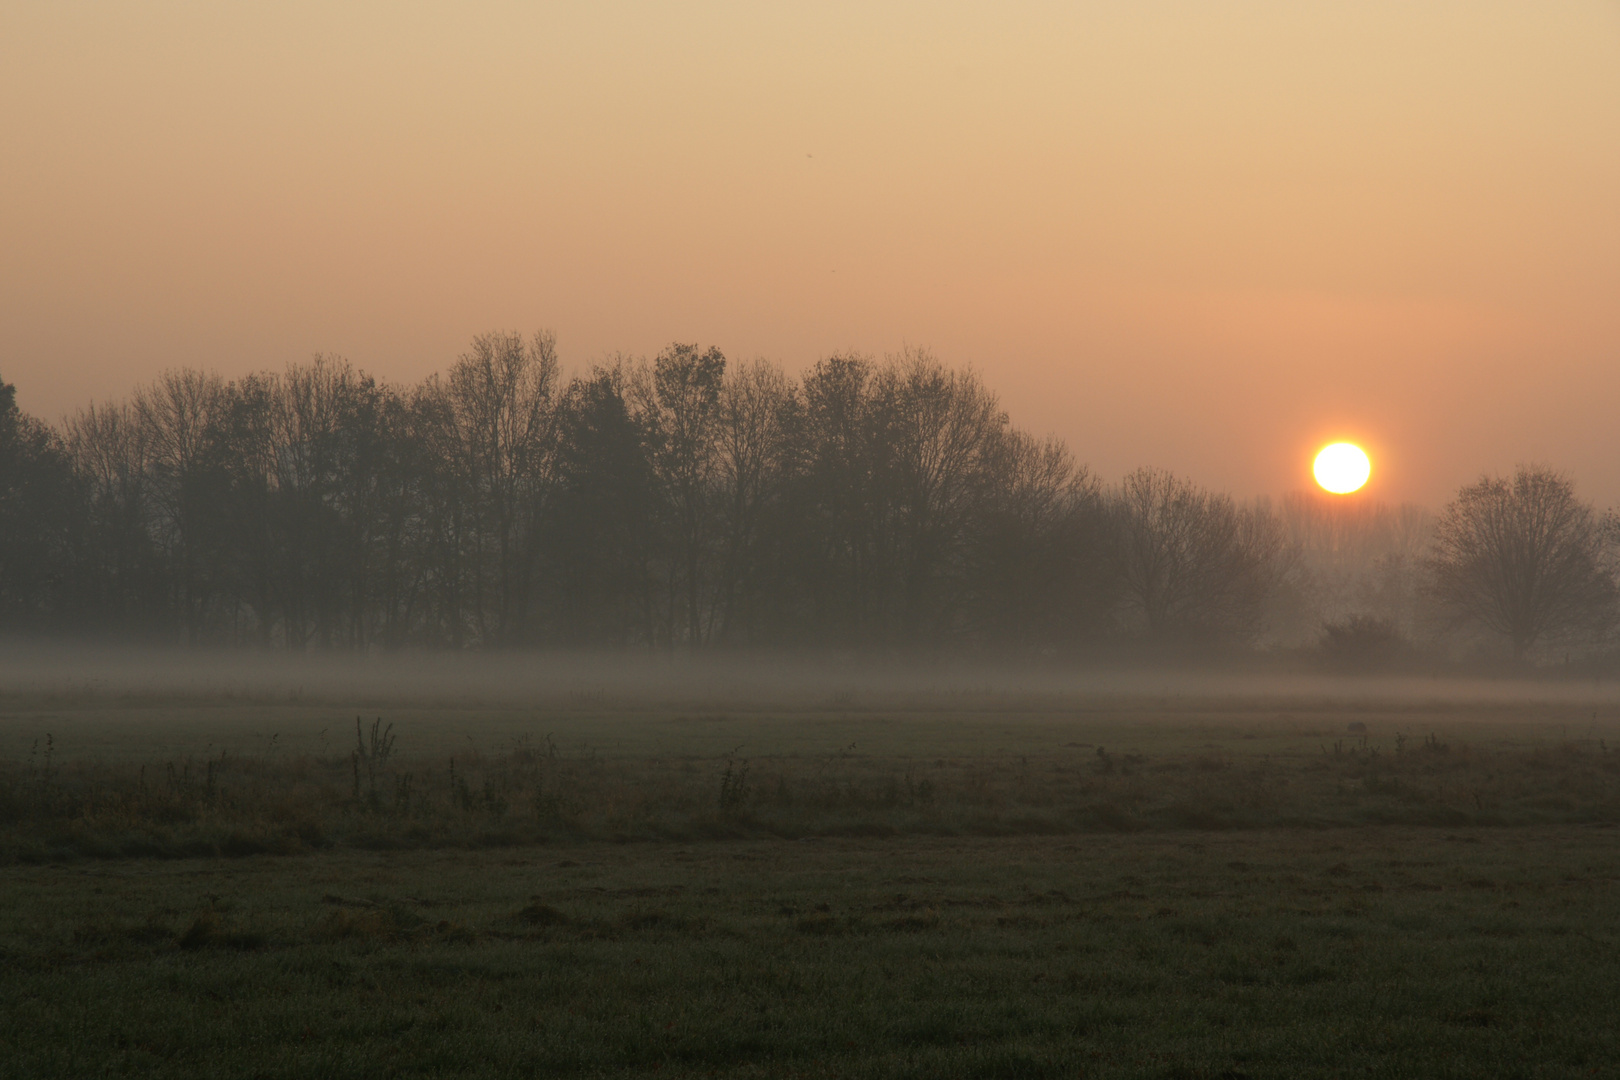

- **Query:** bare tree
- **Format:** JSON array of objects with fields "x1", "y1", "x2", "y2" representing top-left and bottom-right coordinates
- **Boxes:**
[
  {"x1": 710, "y1": 357, "x2": 792, "y2": 642},
  {"x1": 435, "y1": 331, "x2": 562, "y2": 644},
  {"x1": 966, "y1": 431, "x2": 1111, "y2": 646},
  {"x1": 136, "y1": 369, "x2": 226, "y2": 641},
  {"x1": 545, "y1": 364, "x2": 660, "y2": 645},
  {"x1": 792, "y1": 353, "x2": 881, "y2": 639},
  {"x1": 1, "y1": 372, "x2": 79, "y2": 626},
  {"x1": 873, "y1": 350, "x2": 1005, "y2": 640},
  {"x1": 257, "y1": 356, "x2": 365, "y2": 648},
  {"x1": 66, "y1": 400, "x2": 151, "y2": 511},
  {"x1": 1425, "y1": 465, "x2": 1617, "y2": 657},
  {"x1": 65, "y1": 401, "x2": 157, "y2": 620},
  {"x1": 643, "y1": 343, "x2": 726, "y2": 646},
  {"x1": 1111, "y1": 468, "x2": 1282, "y2": 641}
]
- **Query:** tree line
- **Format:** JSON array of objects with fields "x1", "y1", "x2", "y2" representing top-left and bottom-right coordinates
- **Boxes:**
[{"x1": 1, "y1": 333, "x2": 1614, "y2": 659}]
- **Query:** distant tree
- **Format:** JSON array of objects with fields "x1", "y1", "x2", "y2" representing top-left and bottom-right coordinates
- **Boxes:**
[
  {"x1": 544, "y1": 368, "x2": 659, "y2": 645},
  {"x1": 29, "y1": 342, "x2": 1390, "y2": 657},
  {"x1": 64, "y1": 399, "x2": 165, "y2": 632},
  {"x1": 776, "y1": 350, "x2": 1009, "y2": 646},
  {"x1": 642, "y1": 343, "x2": 727, "y2": 646},
  {"x1": 432, "y1": 331, "x2": 561, "y2": 645},
  {"x1": 136, "y1": 368, "x2": 227, "y2": 642},
  {"x1": 1425, "y1": 465, "x2": 1617, "y2": 657},
  {"x1": 785, "y1": 353, "x2": 881, "y2": 641},
  {"x1": 1110, "y1": 468, "x2": 1282, "y2": 641},
  {"x1": 362, "y1": 382, "x2": 439, "y2": 648},
  {"x1": 709, "y1": 358, "x2": 793, "y2": 642},
  {"x1": 0, "y1": 371, "x2": 80, "y2": 628},
  {"x1": 215, "y1": 356, "x2": 378, "y2": 649},
  {"x1": 964, "y1": 431, "x2": 1112, "y2": 647},
  {"x1": 872, "y1": 351, "x2": 1005, "y2": 641}
]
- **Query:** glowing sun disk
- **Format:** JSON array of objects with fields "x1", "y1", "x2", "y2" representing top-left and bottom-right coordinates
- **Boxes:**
[{"x1": 1314, "y1": 443, "x2": 1370, "y2": 494}]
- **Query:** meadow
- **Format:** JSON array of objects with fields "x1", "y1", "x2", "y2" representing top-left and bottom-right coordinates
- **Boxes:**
[{"x1": 2, "y1": 665, "x2": 1618, "y2": 1078}]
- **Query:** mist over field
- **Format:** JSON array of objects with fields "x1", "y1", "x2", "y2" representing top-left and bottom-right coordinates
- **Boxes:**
[{"x1": 5, "y1": 643, "x2": 1620, "y2": 714}]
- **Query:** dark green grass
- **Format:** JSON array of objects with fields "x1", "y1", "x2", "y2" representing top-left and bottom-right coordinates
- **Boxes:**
[
  {"x1": 2, "y1": 695, "x2": 1618, "y2": 1076},
  {"x1": 5, "y1": 699, "x2": 1619, "y2": 861},
  {"x1": 3, "y1": 829, "x2": 1617, "y2": 1078}
]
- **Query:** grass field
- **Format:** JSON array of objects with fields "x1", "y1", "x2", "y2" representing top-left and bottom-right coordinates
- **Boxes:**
[{"x1": 2, "y1": 670, "x2": 1618, "y2": 1077}]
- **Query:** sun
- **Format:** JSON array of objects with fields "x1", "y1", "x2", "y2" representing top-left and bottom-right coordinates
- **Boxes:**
[{"x1": 1313, "y1": 443, "x2": 1370, "y2": 494}]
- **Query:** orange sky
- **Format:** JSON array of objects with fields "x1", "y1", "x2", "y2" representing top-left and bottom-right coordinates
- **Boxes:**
[{"x1": 3, "y1": 2, "x2": 1617, "y2": 505}]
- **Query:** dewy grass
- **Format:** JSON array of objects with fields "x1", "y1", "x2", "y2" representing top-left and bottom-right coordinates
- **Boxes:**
[
  {"x1": 2, "y1": 831, "x2": 1617, "y2": 1078},
  {"x1": 1, "y1": 693, "x2": 1617, "y2": 1076},
  {"x1": 0, "y1": 702, "x2": 1613, "y2": 861}
]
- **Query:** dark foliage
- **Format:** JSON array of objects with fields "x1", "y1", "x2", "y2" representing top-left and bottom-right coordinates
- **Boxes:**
[
  {"x1": 1425, "y1": 465, "x2": 1618, "y2": 657},
  {"x1": 3, "y1": 343, "x2": 1301, "y2": 650}
]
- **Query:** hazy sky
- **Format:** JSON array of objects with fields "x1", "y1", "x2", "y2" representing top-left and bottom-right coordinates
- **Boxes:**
[{"x1": 3, "y1": 2, "x2": 1617, "y2": 505}]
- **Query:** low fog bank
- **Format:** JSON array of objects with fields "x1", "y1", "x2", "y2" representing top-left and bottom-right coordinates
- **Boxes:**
[{"x1": 3, "y1": 643, "x2": 1619, "y2": 712}]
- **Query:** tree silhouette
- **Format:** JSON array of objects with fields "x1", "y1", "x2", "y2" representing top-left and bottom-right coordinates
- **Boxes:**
[
  {"x1": 0, "y1": 339, "x2": 1382, "y2": 656},
  {"x1": 1425, "y1": 465, "x2": 1617, "y2": 657},
  {"x1": 0, "y1": 372, "x2": 79, "y2": 627},
  {"x1": 1110, "y1": 468, "x2": 1282, "y2": 641}
]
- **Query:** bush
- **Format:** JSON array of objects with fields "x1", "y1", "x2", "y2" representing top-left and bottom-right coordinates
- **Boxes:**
[{"x1": 1319, "y1": 615, "x2": 1404, "y2": 671}]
